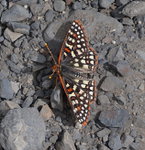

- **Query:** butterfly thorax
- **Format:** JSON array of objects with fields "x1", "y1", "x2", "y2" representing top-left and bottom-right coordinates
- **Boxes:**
[
  {"x1": 61, "y1": 65, "x2": 95, "y2": 81},
  {"x1": 52, "y1": 64, "x2": 61, "y2": 74}
]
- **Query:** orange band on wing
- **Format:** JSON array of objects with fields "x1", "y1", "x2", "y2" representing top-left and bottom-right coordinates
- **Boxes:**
[
  {"x1": 64, "y1": 48, "x2": 71, "y2": 53},
  {"x1": 67, "y1": 88, "x2": 73, "y2": 93}
]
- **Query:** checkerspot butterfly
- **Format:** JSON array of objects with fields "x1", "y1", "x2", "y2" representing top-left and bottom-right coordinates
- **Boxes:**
[{"x1": 45, "y1": 20, "x2": 98, "y2": 127}]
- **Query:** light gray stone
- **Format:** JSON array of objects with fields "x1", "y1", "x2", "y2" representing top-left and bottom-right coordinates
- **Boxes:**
[
  {"x1": 0, "y1": 79, "x2": 14, "y2": 99},
  {"x1": 0, "y1": 108, "x2": 45, "y2": 150},
  {"x1": 55, "y1": 130, "x2": 76, "y2": 150},
  {"x1": 1, "y1": 4, "x2": 31, "y2": 23},
  {"x1": 122, "y1": 1, "x2": 145, "y2": 18}
]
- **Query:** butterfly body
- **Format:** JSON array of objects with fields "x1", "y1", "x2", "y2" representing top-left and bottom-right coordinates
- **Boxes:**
[{"x1": 47, "y1": 20, "x2": 98, "y2": 127}]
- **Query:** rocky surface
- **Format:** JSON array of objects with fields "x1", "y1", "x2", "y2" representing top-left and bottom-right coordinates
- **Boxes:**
[{"x1": 0, "y1": 0, "x2": 145, "y2": 150}]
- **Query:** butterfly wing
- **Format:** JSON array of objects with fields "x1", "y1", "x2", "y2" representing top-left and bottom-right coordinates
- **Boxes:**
[{"x1": 58, "y1": 20, "x2": 98, "y2": 126}]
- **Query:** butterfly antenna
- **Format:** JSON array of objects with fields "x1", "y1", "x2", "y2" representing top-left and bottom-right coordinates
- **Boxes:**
[{"x1": 44, "y1": 43, "x2": 57, "y2": 65}]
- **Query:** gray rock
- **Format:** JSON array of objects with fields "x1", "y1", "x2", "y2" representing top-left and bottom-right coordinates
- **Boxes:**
[
  {"x1": 55, "y1": 130, "x2": 76, "y2": 150},
  {"x1": 13, "y1": 0, "x2": 38, "y2": 5},
  {"x1": 7, "y1": 22, "x2": 30, "y2": 35},
  {"x1": 45, "y1": 10, "x2": 55, "y2": 23},
  {"x1": 11, "y1": 54, "x2": 19, "y2": 64},
  {"x1": 73, "y1": 1, "x2": 82, "y2": 10},
  {"x1": 116, "y1": 0, "x2": 129, "y2": 6},
  {"x1": 100, "y1": 76, "x2": 124, "y2": 92},
  {"x1": 122, "y1": 1, "x2": 145, "y2": 18},
  {"x1": 99, "y1": 108, "x2": 129, "y2": 128},
  {"x1": 0, "y1": 108, "x2": 45, "y2": 150},
  {"x1": 122, "y1": 17, "x2": 134, "y2": 26},
  {"x1": 114, "y1": 46, "x2": 125, "y2": 61},
  {"x1": 6, "y1": 60, "x2": 23, "y2": 74},
  {"x1": 129, "y1": 141, "x2": 145, "y2": 150},
  {"x1": 98, "y1": 95, "x2": 110, "y2": 104},
  {"x1": 136, "y1": 50, "x2": 145, "y2": 61},
  {"x1": 97, "y1": 128, "x2": 111, "y2": 138},
  {"x1": 0, "y1": 36, "x2": 4, "y2": 42},
  {"x1": 22, "y1": 96, "x2": 33, "y2": 107},
  {"x1": 98, "y1": 144, "x2": 110, "y2": 150},
  {"x1": 121, "y1": 134, "x2": 134, "y2": 148},
  {"x1": 44, "y1": 10, "x2": 123, "y2": 43},
  {"x1": 54, "y1": 0, "x2": 65, "y2": 12},
  {"x1": 30, "y1": 21, "x2": 40, "y2": 30},
  {"x1": 30, "y1": 52, "x2": 46, "y2": 63},
  {"x1": 91, "y1": 0, "x2": 98, "y2": 8},
  {"x1": 4, "y1": 28, "x2": 23, "y2": 42},
  {"x1": 107, "y1": 46, "x2": 125, "y2": 62},
  {"x1": 113, "y1": 60, "x2": 132, "y2": 76},
  {"x1": 0, "y1": 79, "x2": 14, "y2": 99},
  {"x1": 1, "y1": 0, "x2": 7, "y2": 7},
  {"x1": 108, "y1": 133, "x2": 122, "y2": 150},
  {"x1": 50, "y1": 86, "x2": 63, "y2": 111},
  {"x1": 0, "y1": 4, "x2": 3, "y2": 17},
  {"x1": 42, "y1": 80, "x2": 52, "y2": 89},
  {"x1": 114, "y1": 95, "x2": 126, "y2": 105},
  {"x1": 1, "y1": 4, "x2": 31, "y2": 23},
  {"x1": 10, "y1": 81, "x2": 20, "y2": 94},
  {"x1": 99, "y1": 0, "x2": 115, "y2": 8},
  {"x1": 0, "y1": 100, "x2": 20, "y2": 116}
]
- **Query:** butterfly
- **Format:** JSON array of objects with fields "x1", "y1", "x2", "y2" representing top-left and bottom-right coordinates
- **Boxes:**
[{"x1": 45, "y1": 20, "x2": 98, "y2": 127}]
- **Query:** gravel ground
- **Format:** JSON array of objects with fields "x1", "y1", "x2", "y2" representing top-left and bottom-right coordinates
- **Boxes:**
[{"x1": 0, "y1": 0, "x2": 145, "y2": 150}]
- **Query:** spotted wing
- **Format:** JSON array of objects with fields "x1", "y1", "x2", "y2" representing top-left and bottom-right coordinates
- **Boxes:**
[
  {"x1": 58, "y1": 20, "x2": 98, "y2": 72},
  {"x1": 58, "y1": 20, "x2": 98, "y2": 126},
  {"x1": 59, "y1": 75, "x2": 97, "y2": 126}
]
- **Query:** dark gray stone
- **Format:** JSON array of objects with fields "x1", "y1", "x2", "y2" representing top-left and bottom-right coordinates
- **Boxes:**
[
  {"x1": 1, "y1": 4, "x2": 31, "y2": 23},
  {"x1": 108, "y1": 133, "x2": 122, "y2": 150},
  {"x1": 116, "y1": 0, "x2": 129, "y2": 6},
  {"x1": 54, "y1": 0, "x2": 65, "y2": 12},
  {"x1": 0, "y1": 79, "x2": 14, "y2": 99},
  {"x1": 30, "y1": 21, "x2": 40, "y2": 30},
  {"x1": 73, "y1": 1, "x2": 82, "y2": 10},
  {"x1": 99, "y1": 0, "x2": 115, "y2": 8},
  {"x1": 99, "y1": 108, "x2": 129, "y2": 128},
  {"x1": 100, "y1": 76, "x2": 124, "y2": 92},
  {"x1": 91, "y1": 0, "x2": 98, "y2": 8},
  {"x1": 122, "y1": 1, "x2": 145, "y2": 18},
  {"x1": 45, "y1": 10, "x2": 55, "y2": 22},
  {"x1": 30, "y1": 52, "x2": 46, "y2": 63},
  {"x1": 42, "y1": 80, "x2": 52, "y2": 89},
  {"x1": 8, "y1": 22, "x2": 30, "y2": 35},
  {"x1": 0, "y1": 108, "x2": 45, "y2": 150},
  {"x1": 55, "y1": 130, "x2": 76, "y2": 150},
  {"x1": 50, "y1": 86, "x2": 63, "y2": 111}
]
